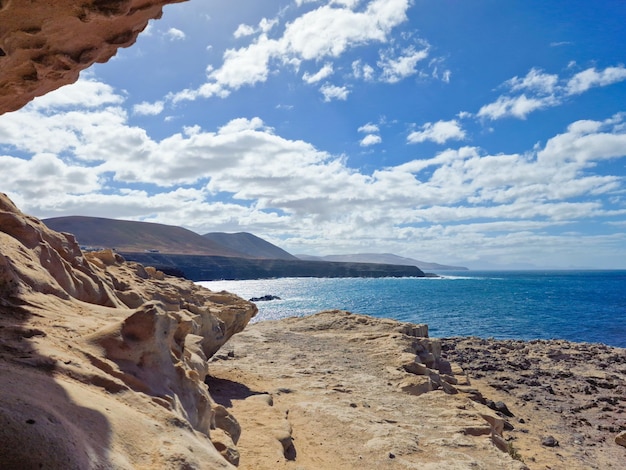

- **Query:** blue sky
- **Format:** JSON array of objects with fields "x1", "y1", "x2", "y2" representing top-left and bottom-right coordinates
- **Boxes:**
[{"x1": 1, "y1": 0, "x2": 626, "y2": 269}]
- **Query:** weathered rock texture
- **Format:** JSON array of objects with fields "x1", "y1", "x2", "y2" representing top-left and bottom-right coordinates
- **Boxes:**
[
  {"x1": 0, "y1": 193, "x2": 256, "y2": 468},
  {"x1": 442, "y1": 337, "x2": 626, "y2": 469},
  {"x1": 0, "y1": 0, "x2": 186, "y2": 115},
  {"x1": 208, "y1": 311, "x2": 529, "y2": 470}
]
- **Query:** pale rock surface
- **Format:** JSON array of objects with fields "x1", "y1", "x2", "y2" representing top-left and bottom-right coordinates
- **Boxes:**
[
  {"x1": 208, "y1": 310, "x2": 528, "y2": 470},
  {"x1": 0, "y1": 0, "x2": 186, "y2": 115},
  {"x1": 0, "y1": 193, "x2": 257, "y2": 468}
]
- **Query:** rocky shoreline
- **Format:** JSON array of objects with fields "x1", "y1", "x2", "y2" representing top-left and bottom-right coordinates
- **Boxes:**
[
  {"x1": 441, "y1": 336, "x2": 626, "y2": 469},
  {"x1": 208, "y1": 311, "x2": 626, "y2": 469}
]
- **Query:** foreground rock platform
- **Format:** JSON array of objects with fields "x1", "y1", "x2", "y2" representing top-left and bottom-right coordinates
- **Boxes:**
[
  {"x1": 209, "y1": 311, "x2": 626, "y2": 470},
  {"x1": 209, "y1": 310, "x2": 528, "y2": 469}
]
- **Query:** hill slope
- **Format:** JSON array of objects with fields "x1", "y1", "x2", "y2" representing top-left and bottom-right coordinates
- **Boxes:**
[
  {"x1": 297, "y1": 253, "x2": 468, "y2": 271},
  {"x1": 43, "y1": 216, "x2": 250, "y2": 257},
  {"x1": 203, "y1": 232, "x2": 298, "y2": 260}
]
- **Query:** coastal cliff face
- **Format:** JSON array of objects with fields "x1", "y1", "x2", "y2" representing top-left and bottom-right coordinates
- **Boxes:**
[
  {"x1": 0, "y1": 193, "x2": 256, "y2": 468},
  {"x1": 0, "y1": 0, "x2": 186, "y2": 115}
]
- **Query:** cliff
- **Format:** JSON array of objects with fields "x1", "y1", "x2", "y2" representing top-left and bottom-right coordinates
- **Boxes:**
[
  {"x1": 0, "y1": 193, "x2": 256, "y2": 468},
  {"x1": 0, "y1": 0, "x2": 186, "y2": 115},
  {"x1": 120, "y1": 252, "x2": 426, "y2": 281}
]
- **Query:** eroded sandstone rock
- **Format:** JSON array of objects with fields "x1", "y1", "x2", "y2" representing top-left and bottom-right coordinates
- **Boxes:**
[
  {"x1": 0, "y1": 0, "x2": 187, "y2": 115},
  {"x1": 0, "y1": 193, "x2": 257, "y2": 468}
]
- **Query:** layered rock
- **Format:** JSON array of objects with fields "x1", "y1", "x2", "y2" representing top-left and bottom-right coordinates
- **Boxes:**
[
  {"x1": 0, "y1": 0, "x2": 186, "y2": 115},
  {"x1": 0, "y1": 193, "x2": 256, "y2": 468},
  {"x1": 208, "y1": 310, "x2": 528, "y2": 469}
]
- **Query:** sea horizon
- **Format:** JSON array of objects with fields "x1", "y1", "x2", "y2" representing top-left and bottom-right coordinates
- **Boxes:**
[{"x1": 199, "y1": 269, "x2": 626, "y2": 348}]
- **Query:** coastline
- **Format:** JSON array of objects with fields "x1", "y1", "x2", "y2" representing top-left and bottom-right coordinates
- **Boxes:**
[
  {"x1": 199, "y1": 271, "x2": 626, "y2": 348},
  {"x1": 1, "y1": 193, "x2": 624, "y2": 468}
]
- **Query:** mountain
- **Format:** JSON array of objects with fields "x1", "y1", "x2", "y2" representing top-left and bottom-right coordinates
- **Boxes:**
[
  {"x1": 203, "y1": 232, "x2": 298, "y2": 260},
  {"x1": 43, "y1": 216, "x2": 250, "y2": 257},
  {"x1": 296, "y1": 253, "x2": 468, "y2": 271}
]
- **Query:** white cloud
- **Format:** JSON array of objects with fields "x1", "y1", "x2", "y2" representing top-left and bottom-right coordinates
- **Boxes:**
[
  {"x1": 302, "y1": 63, "x2": 334, "y2": 84},
  {"x1": 133, "y1": 101, "x2": 165, "y2": 116},
  {"x1": 165, "y1": 27, "x2": 186, "y2": 41},
  {"x1": 378, "y1": 45, "x2": 429, "y2": 83},
  {"x1": 407, "y1": 120, "x2": 466, "y2": 144},
  {"x1": 3, "y1": 78, "x2": 626, "y2": 268},
  {"x1": 170, "y1": 0, "x2": 411, "y2": 102},
  {"x1": 234, "y1": 24, "x2": 255, "y2": 38},
  {"x1": 506, "y1": 68, "x2": 558, "y2": 95},
  {"x1": 27, "y1": 76, "x2": 123, "y2": 110},
  {"x1": 234, "y1": 18, "x2": 279, "y2": 39},
  {"x1": 320, "y1": 83, "x2": 350, "y2": 101},
  {"x1": 477, "y1": 65, "x2": 626, "y2": 121},
  {"x1": 566, "y1": 65, "x2": 626, "y2": 95},
  {"x1": 360, "y1": 134, "x2": 382, "y2": 146},
  {"x1": 477, "y1": 94, "x2": 557, "y2": 120},
  {"x1": 358, "y1": 123, "x2": 379, "y2": 133},
  {"x1": 352, "y1": 60, "x2": 375, "y2": 81}
]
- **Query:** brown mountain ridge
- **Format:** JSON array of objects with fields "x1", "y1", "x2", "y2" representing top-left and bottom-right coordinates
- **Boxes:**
[{"x1": 43, "y1": 216, "x2": 252, "y2": 258}]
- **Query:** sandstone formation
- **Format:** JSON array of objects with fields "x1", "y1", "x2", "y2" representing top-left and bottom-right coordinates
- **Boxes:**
[
  {"x1": 0, "y1": 0, "x2": 186, "y2": 115},
  {"x1": 208, "y1": 310, "x2": 529, "y2": 470},
  {"x1": 0, "y1": 193, "x2": 256, "y2": 468}
]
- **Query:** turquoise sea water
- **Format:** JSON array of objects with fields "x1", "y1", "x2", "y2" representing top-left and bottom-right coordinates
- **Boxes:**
[{"x1": 198, "y1": 270, "x2": 626, "y2": 348}]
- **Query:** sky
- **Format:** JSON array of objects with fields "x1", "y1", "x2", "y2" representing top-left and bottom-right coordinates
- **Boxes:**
[{"x1": 1, "y1": 0, "x2": 626, "y2": 269}]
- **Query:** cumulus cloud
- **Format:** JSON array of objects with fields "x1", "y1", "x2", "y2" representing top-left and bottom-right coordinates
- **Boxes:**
[
  {"x1": 2, "y1": 78, "x2": 626, "y2": 267},
  {"x1": 170, "y1": 0, "x2": 411, "y2": 102},
  {"x1": 320, "y1": 83, "x2": 350, "y2": 101},
  {"x1": 352, "y1": 60, "x2": 375, "y2": 81},
  {"x1": 233, "y1": 24, "x2": 256, "y2": 38},
  {"x1": 566, "y1": 66, "x2": 626, "y2": 95},
  {"x1": 478, "y1": 65, "x2": 626, "y2": 121},
  {"x1": 165, "y1": 27, "x2": 186, "y2": 41},
  {"x1": 378, "y1": 44, "x2": 429, "y2": 83},
  {"x1": 477, "y1": 94, "x2": 557, "y2": 120},
  {"x1": 505, "y1": 68, "x2": 559, "y2": 94},
  {"x1": 360, "y1": 134, "x2": 382, "y2": 146},
  {"x1": 133, "y1": 100, "x2": 165, "y2": 116},
  {"x1": 407, "y1": 120, "x2": 466, "y2": 144},
  {"x1": 358, "y1": 123, "x2": 379, "y2": 133},
  {"x1": 302, "y1": 63, "x2": 334, "y2": 84}
]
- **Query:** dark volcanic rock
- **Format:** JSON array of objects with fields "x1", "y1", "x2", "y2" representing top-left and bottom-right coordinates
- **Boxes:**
[
  {"x1": 120, "y1": 252, "x2": 426, "y2": 281},
  {"x1": 249, "y1": 295, "x2": 282, "y2": 302}
]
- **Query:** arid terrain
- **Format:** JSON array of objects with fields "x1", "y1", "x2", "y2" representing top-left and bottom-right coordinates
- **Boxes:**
[{"x1": 208, "y1": 311, "x2": 626, "y2": 470}]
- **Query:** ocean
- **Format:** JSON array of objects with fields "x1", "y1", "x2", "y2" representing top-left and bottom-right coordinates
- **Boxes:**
[{"x1": 197, "y1": 270, "x2": 626, "y2": 348}]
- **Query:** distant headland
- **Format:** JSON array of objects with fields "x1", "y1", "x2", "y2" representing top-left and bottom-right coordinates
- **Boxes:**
[{"x1": 43, "y1": 216, "x2": 465, "y2": 280}]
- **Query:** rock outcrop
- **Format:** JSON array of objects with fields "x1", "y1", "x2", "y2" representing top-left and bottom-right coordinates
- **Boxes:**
[
  {"x1": 121, "y1": 252, "x2": 426, "y2": 281},
  {"x1": 0, "y1": 193, "x2": 256, "y2": 468},
  {"x1": 0, "y1": 0, "x2": 186, "y2": 115},
  {"x1": 208, "y1": 310, "x2": 528, "y2": 470}
]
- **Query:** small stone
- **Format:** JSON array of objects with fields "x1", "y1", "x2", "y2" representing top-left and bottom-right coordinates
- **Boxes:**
[
  {"x1": 616, "y1": 431, "x2": 626, "y2": 448},
  {"x1": 541, "y1": 435, "x2": 559, "y2": 447},
  {"x1": 388, "y1": 452, "x2": 396, "y2": 459}
]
